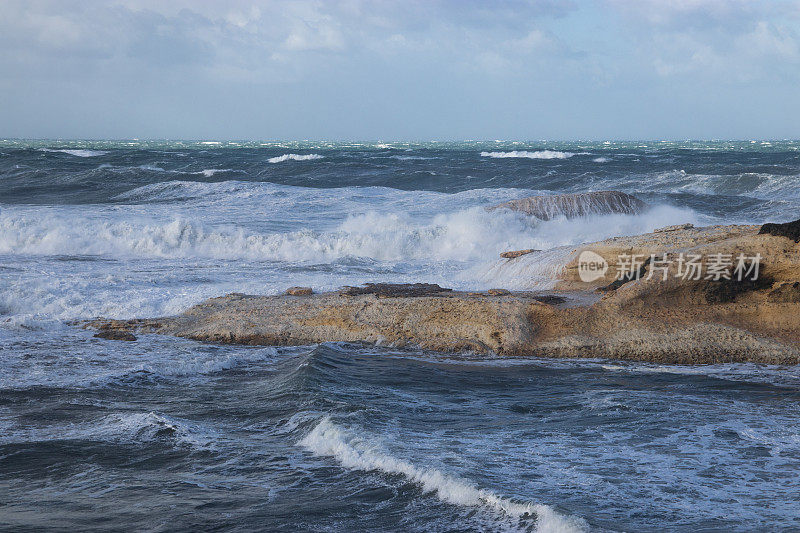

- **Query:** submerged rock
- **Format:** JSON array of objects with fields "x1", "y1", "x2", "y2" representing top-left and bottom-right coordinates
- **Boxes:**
[
  {"x1": 94, "y1": 329, "x2": 137, "y2": 341},
  {"x1": 759, "y1": 218, "x2": 800, "y2": 242},
  {"x1": 489, "y1": 190, "x2": 647, "y2": 220}
]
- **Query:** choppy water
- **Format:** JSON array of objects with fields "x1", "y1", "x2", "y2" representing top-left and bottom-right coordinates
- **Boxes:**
[{"x1": 1, "y1": 140, "x2": 799, "y2": 531}]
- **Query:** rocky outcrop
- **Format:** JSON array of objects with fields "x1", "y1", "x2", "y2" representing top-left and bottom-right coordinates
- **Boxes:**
[
  {"x1": 489, "y1": 191, "x2": 647, "y2": 220},
  {"x1": 759, "y1": 217, "x2": 800, "y2": 242},
  {"x1": 84, "y1": 224, "x2": 800, "y2": 364}
]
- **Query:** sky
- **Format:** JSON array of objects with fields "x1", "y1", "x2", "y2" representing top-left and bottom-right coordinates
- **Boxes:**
[{"x1": 1, "y1": 0, "x2": 799, "y2": 140}]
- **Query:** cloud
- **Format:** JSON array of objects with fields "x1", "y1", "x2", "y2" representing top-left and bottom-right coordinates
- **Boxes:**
[
  {"x1": 0, "y1": 0, "x2": 580, "y2": 82},
  {"x1": 607, "y1": 0, "x2": 800, "y2": 81},
  {"x1": 1, "y1": 0, "x2": 798, "y2": 139}
]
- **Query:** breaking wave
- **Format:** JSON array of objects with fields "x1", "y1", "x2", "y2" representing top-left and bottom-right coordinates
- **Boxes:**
[
  {"x1": 40, "y1": 149, "x2": 109, "y2": 157},
  {"x1": 481, "y1": 150, "x2": 578, "y2": 160},
  {"x1": 0, "y1": 204, "x2": 696, "y2": 264},
  {"x1": 299, "y1": 418, "x2": 587, "y2": 532},
  {"x1": 268, "y1": 153, "x2": 324, "y2": 163}
]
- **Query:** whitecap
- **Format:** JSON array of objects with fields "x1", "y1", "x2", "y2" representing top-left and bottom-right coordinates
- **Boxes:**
[
  {"x1": 40, "y1": 148, "x2": 108, "y2": 157},
  {"x1": 481, "y1": 151, "x2": 577, "y2": 160}
]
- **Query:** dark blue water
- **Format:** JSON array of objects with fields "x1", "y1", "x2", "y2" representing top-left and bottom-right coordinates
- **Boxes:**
[{"x1": 1, "y1": 140, "x2": 799, "y2": 531}]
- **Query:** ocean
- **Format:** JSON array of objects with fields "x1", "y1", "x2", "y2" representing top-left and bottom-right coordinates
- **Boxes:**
[{"x1": 1, "y1": 140, "x2": 799, "y2": 531}]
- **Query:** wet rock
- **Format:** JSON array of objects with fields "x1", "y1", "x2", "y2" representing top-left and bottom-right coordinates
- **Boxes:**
[
  {"x1": 759, "y1": 218, "x2": 800, "y2": 242},
  {"x1": 489, "y1": 191, "x2": 647, "y2": 220},
  {"x1": 286, "y1": 287, "x2": 313, "y2": 296},
  {"x1": 339, "y1": 283, "x2": 452, "y2": 298},
  {"x1": 500, "y1": 249, "x2": 539, "y2": 259},
  {"x1": 532, "y1": 295, "x2": 567, "y2": 305},
  {"x1": 94, "y1": 329, "x2": 137, "y2": 341}
]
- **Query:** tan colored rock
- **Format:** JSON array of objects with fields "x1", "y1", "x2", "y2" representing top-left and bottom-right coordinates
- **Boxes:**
[
  {"x1": 285, "y1": 287, "x2": 313, "y2": 296},
  {"x1": 500, "y1": 249, "x2": 539, "y2": 259},
  {"x1": 487, "y1": 288, "x2": 511, "y2": 296},
  {"x1": 84, "y1": 224, "x2": 800, "y2": 364}
]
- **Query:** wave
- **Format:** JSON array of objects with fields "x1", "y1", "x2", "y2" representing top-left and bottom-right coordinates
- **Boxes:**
[
  {"x1": 0, "y1": 411, "x2": 220, "y2": 449},
  {"x1": 299, "y1": 418, "x2": 587, "y2": 532},
  {"x1": 481, "y1": 151, "x2": 578, "y2": 160},
  {"x1": 0, "y1": 202, "x2": 696, "y2": 265},
  {"x1": 593, "y1": 157, "x2": 610, "y2": 163},
  {"x1": 89, "y1": 411, "x2": 220, "y2": 448},
  {"x1": 268, "y1": 153, "x2": 324, "y2": 163},
  {"x1": 40, "y1": 148, "x2": 108, "y2": 157}
]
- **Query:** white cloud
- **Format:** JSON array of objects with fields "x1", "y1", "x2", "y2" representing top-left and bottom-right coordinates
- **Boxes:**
[{"x1": 607, "y1": 0, "x2": 800, "y2": 81}]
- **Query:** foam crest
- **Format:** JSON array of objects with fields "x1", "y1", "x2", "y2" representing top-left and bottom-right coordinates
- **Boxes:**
[
  {"x1": 40, "y1": 148, "x2": 108, "y2": 157},
  {"x1": 197, "y1": 168, "x2": 232, "y2": 177},
  {"x1": 299, "y1": 418, "x2": 586, "y2": 532},
  {"x1": 268, "y1": 153, "x2": 324, "y2": 163},
  {"x1": 0, "y1": 203, "x2": 696, "y2": 265},
  {"x1": 481, "y1": 151, "x2": 578, "y2": 160}
]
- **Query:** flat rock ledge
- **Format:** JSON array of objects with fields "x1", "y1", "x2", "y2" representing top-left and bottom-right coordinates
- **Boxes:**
[{"x1": 85, "y1": 223, "x2": 800, "y2": 365}]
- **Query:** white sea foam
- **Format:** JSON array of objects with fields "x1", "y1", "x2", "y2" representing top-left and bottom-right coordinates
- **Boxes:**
[
  {"x1": 268, "y1": 153, "x2": 324, "y2": 163},
  {"x1": 0, "y1": 203, "x2": 695, "y2": 264},
  {"x1": 0, "y1": 183, "x2": 699, "y2": 322},
  {"x1": 593, "y1": 157, "x2": 610, "y2": 163},
  {"x1": 299, "y1": 418, "x2": 587, "y2": 532},
  {"x1": 196, "y1": 168, "x2": 232, "y2": 177},
  {"x1": 40, "y1": 148, "x2": 108, "y2": 157},
  {"x1": 481, "y1": 151, "x2": 577, "y2": 160}
]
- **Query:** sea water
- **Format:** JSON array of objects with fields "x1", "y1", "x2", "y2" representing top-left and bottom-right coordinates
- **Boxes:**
[{"x1": 1, "y1": 140, "x2": 799, "y2": 531}]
